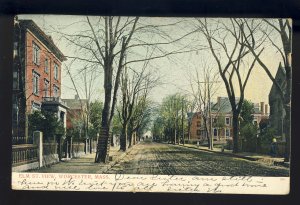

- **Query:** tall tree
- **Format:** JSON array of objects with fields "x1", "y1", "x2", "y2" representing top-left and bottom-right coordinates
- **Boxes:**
[
  {"x1": 196, "y1": 18, "x2": 264, "y2": 153},
  {"x1": 241, "y1": 18, "x2": 292, "y2": 161},
  {"x1": 118, "y1": 59, "x2": 159, "y2": 150},
  {"x1": 129, "y1": 97, "x2": 153, "y2": 144},
  {"x1": 58, "y1": 16, "x2": 199, "y2": 162},
  {"x1": 239, "y1": 99, "x2": 256, "y2": 151},
  {"x1": 156, "y1": 94, "x2": 185, "y2": 144}
]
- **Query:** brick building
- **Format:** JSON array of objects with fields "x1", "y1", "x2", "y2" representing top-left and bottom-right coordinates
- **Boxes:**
[
  {"x1": 189, "y1": 97, "x2": 269, "y2": 144},
  {"x1": 188, "y1": 112, "x2": 202, "y2": 143},
  {"x1": 12, "y1": 18, "x2": 67, "y2": 144},
  {"x1": 63, "y1": 95, "x2": 88, "y2": 130}
]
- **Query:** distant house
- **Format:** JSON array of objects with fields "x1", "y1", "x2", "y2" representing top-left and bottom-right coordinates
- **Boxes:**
[
  {"x1": 209, "y1": 97, "x2": 235, "y2": 142},
  {"x1": 12, "y1": 18, "x2": 67, "y2": 144},
  {"x1": 63, "y1": 95, "x2": 88, "y2": 130},
  {"x1": 190, "y1": 97, "x2": 269, "y2": 144},
  {"x1": 188, "y1": 112, "x2": 202, "y2": 142},
  {"x1": 269, "y1": 64, "x2": 286, "y2": 138}
]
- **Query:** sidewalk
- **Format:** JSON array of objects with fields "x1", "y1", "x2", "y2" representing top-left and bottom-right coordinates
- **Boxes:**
[
  {"x1": 175, "y1": 143, "x2": 289, "y2": 167},
  {"x1": 33, "y1": 145, "x2": 133, "y2": 173}
]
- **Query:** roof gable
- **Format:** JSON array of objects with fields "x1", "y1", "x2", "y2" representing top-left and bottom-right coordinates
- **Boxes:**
[
  {"x1": 18, "y1": 20, "x2": 66, "y2": 62},
  {"x1": 269, "y1": 63, "x2": 286, "y2": 97}
]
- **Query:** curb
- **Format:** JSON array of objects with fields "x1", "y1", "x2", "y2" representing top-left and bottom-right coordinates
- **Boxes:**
[
  {"x1": 175, "y1": 144, "x2": 263, "y2": 162},
  {"x1": 175, "y1": 143, "x2": 288, "y2": 168}
]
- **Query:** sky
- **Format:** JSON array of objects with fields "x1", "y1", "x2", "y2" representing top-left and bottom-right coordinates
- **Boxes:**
[{"x1": 18, "y1": 15, "x2": 284, "y2": 106}]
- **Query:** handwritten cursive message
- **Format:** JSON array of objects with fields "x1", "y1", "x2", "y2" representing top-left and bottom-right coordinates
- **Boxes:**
[{"x1": 11, "y1": 172, "x2": 289, "y2": 194}]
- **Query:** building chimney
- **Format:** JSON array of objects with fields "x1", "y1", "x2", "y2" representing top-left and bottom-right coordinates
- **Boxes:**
[
  {"x1": 260, "y1": 102, "x2": 265, "y2": 114},
  {"x1": 217, "y1": 97, "x2": 221, "y2": 109},
  {"x1": 265, "y1": 104, "x2": 268, "y2": 115}
]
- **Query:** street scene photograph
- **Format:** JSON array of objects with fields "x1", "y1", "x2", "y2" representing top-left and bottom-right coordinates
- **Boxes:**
[{"x1": 11, "y1": 15, "x2": 291, "y2": 179}]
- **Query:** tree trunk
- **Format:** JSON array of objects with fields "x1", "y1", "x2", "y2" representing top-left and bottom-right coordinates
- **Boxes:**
[
  {"x1": 232, "y1": 112, "x2": 239, "y2": 153},
  {"x1": 133, "y1": 132, "x2": 137, "y2": 145},
  {"x1": 120, "y1": 124, "x2": 128, "y2": 151},
  {"x1": 203, "y1": 118, "x2": 210, "y2": 148},
  {"x1": 128, "y1": 130, "x2": 133, "y2": 148},
  {"x1": 209, "y1": 118, "x2": 213, "y2": 150},
  {"x1": 110, "y1": 133, "x2": 114, "y2": 147},
  {"x1": 188, "y1": 122, "x2": 191, "y2": 143},
  {"x1": 174, "y1": 125, "x2": 177, "y2": 145},
  {"x1": 95, "y1": 64, "x2": 113, "y2": 163},
  {"x1": 95, "y1": 125, "x2": 110, "y2": 163}
]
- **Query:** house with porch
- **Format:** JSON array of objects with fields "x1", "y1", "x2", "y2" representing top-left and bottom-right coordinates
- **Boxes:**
[
  {"x1": 12, "y1": 18, "x2": 67, "y2": 171},
  {"x1": 189, "y1": 97, "x2": 269, "y2": 144}
]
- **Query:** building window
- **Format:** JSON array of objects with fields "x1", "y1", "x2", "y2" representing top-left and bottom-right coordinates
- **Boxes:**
[
  {"x1": 197, "y1": 130, "x2": 201, "y2": 136},
  {"x1": 44, "y1": 79, "x2": 49, "y2": 97},
  {"x1": 33, "y1": 42, "x2": 40, "y2": 65},
  {"x1": 197, "y1": 121, "x2": 201, "y2": 127},
  {"x1": 225, "y1": 117, "x2": 230, "y2": 125},
  {"x1": 53, "y1": 85, "x2": 59, "y2": 97},
  {"x1": 45, "y1": 58, "x2": 49, "y2": 73},
  {"x1": 32, "y1": 72, "x2": 40, "y2": 95},
  {"x1": 225, "y1": 128, "x2": 230, "y2": 138},
  {"x1": 213, "y1": 128, "x2": 218, "y2": 137},
  {"x1": 54, "y1": 63, "x2": 59, "y2": 80}
]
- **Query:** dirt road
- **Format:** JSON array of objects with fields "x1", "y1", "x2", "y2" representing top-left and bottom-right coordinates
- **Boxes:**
[{"x1": 106, "y1": 141, "x2": 289, "y2": 176}]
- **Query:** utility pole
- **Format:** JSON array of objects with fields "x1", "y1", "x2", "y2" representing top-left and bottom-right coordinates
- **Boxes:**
[{"x1": 197, "y1": 80, "x2": 220, "y2": 150}]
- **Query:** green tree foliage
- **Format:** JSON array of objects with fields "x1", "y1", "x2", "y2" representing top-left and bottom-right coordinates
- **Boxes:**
[
  {"x1": 129, "y1": 97, "x2": 153, "y2": 137},
  {"x1": 65, "y1": 113, "x2": 85, "y2": 141},
  {"x1": 239, "y1": 100, "x2": 256, "y2": 152},
  {"x1": 240, "y1": 100, "x2": 255, "y2": 126},
  {"x1": 112, "y1": 111, "x2": 122, "y2": 135},
  {"x1": 259, "y1": 119, "x2": 276, "y2": 145},
  {"x1": 89, "y1": 100, "x2": 103, "y2": 133},
  {"x1": 28, "y1": 110, "x2": 65, "y2": 141},
  {"x1": 152, "y1": 93, "x2": 187, "y2": 143},
  {"x1": 152, "y1": 116, "x2": 164, "y2": 141},
  {"x1": 240, "y1": 123, "x2": 257, "y2": 152}
]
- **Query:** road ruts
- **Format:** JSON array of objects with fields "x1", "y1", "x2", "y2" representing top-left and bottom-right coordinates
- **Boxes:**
[{"x1": 105, "y1": 141, "x2": 289, "y2": 176}]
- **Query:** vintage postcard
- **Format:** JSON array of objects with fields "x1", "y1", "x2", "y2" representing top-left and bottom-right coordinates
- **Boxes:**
[{"x1": 11, "y1": 15, "x2": 291, "y2": 194}]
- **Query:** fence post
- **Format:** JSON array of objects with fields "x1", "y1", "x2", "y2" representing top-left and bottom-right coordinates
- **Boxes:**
[
  {"x1": 70, "y1": 137, "x2": 73, "y2": 158},
  {"x1": 33, "y1": 131, "x2": 43, "y2": 168},
  {"x1": 65, "y1": 140, "x2": 69, "y2": 158},
  {"x1": 56, "y1": 134, "x2": 63, "y2": 161}
]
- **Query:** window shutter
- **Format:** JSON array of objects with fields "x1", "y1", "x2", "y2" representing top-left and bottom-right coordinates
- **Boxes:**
[
  {"x1": 37, "y1": 76, "x2": 39, "y2": 95},
  {"x1": 37, "y1": 49, "x2": 40, "y2": 65},
  {"x1": 32, "y1": 44, "x2": 35, "y2": 63},
  {"x1": 32, "y1": 76, "x2": 34, "y2": 94}
]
